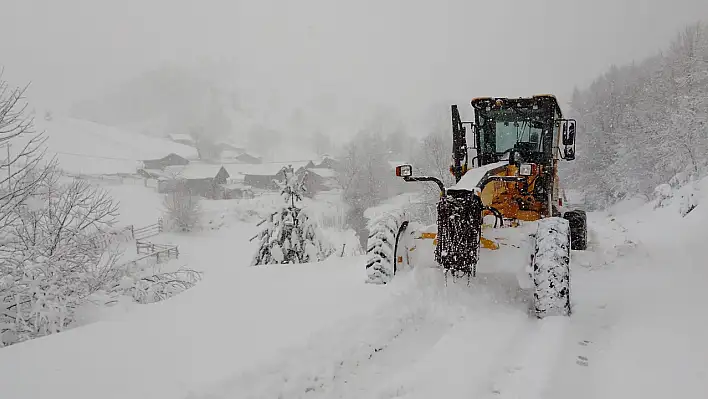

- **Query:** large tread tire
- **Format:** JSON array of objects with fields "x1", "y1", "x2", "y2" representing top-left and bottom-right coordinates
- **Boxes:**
[
  {"x1": 532, "y1": 217, "x2": 572, "y2": 318},
  {"x1": 563, "y1": 210, "x2": 588, "y2": 250},
  {"x1": 365, "y1": 211, "x2": 407, "y2": 284}
]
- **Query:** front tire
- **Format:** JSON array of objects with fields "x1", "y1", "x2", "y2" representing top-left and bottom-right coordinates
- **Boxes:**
[
  {"x1": 532, "y1": 217, "x2": 572, "y2": 318},
  {"x1": 563, "y1": 210, "x2": 587, "y2": 250}
]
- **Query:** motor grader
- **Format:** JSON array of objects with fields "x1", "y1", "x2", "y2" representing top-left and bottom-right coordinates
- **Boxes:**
[{"x1": 365, "y1": 95, "x2": 587, "y2": 318}]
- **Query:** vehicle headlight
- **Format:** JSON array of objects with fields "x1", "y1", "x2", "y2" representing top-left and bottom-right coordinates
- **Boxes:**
[{"x1": 519, "y1": 163, "x2": 533, "y2": 176}]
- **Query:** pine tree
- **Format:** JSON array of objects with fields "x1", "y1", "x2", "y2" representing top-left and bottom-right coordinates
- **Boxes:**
[{"x1": 251, "y1": 165, "x2": 331, "y2": 265}]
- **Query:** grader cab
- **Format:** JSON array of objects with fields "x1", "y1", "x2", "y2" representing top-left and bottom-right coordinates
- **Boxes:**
[{"x1": 368, "y1": 95, "x2": 587, "y2": 318}]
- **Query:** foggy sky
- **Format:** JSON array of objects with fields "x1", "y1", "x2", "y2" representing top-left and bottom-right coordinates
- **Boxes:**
[{"x1": 2, "y1": 0, "x2": 707, "y2": 124}]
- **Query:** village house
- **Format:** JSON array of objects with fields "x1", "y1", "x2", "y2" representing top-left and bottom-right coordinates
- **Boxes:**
[
  {"x1": 221, "y1": 182, "x2": 255, "y2": 199},
  {"x1": 237, "y1": 162, "x2": 309, "y2": 191},
  {"x1": 306, "y1": 168, "x2": 339, "y2": 191},
  {"x1": 316, "y1": 154, "x2": 339, "y2": 169},
  {"x1": 228, "y1": 161, "x2": 326, "y2": 196},
  {"x1": 160, "y1": 163, "x2": 230, "y2": 198}
]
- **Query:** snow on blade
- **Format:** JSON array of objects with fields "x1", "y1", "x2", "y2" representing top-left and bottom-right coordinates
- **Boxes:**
[{"x1": 449, "y1": 161, "x2": 508, "y2": 191}]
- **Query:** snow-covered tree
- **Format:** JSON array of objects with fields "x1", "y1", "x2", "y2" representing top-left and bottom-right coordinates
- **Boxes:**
[
  {"x1": 251, "y1": 165, "x2": 330, "y2": 265},
  {"x1": 162, "y1": 181, "x2": 201, "y2": 232},
  {"x1": 564, "y1": 21, "x2": 708, "y2": 209},
  {"x1": 0, "y1": 165, "x2": 125, "y2": 346},
  {"x1": 336, "y1": 132, "x2": 406, "y2": 248}
]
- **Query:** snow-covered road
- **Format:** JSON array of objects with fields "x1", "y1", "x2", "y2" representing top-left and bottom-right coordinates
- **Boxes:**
[{"x1": 1, "y1": 194, "x2": 707, "y2": 399}]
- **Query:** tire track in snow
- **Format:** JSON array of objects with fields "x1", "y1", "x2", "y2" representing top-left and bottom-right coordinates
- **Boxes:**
[
  {"x1": 298, "y1": 268, "x2": 536, "y2": 399},
  {"x1": 186, "y1": 265, "x2": 532, "y2": 399}
]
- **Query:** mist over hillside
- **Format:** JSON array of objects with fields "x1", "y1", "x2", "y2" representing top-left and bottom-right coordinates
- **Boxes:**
[{"x1": 68, "y1": 63, "x2": 426, "y2": 161}]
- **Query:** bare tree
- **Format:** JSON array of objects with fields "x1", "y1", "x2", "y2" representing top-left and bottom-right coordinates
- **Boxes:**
[
  {"x1": 410, "y1": 129, "x2": 455, "y2": 223},
  {"x1": 6, "y1": 170, "x2": 119, "y2": 256},
  {"x1": 0, "y1": 167, "x2": 124, "y2": 346},
  {"x1": 162, "y1": 181, "x2": 201, "y2": 232},
  {"x1": 0, "y1": 74, "x2": 55, "y2": 230}
]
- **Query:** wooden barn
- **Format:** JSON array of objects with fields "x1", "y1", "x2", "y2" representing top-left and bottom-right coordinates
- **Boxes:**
[
  {"x1": 141, "y1": 153, "x2": 190, "y2": 170},
  {"x1": 161, "y1": 164, "x2": 230, "y2": 198}
]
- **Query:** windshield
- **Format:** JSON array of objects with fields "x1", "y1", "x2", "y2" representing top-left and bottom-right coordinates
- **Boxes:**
[
  {"x1": 478, "y1": 108, "x2": 545, "y2": 156},
  {"x1": 494, "y1": 120, "x2": 542, "y2": 154}
]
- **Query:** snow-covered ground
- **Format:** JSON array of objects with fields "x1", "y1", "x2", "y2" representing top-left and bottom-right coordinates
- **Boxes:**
[
  {"x1": 1, "y1": 173, "x2": 706, "y2": 398},
  {"x1": 28, "y1": 117, "x2": 198, "y2": 175}
]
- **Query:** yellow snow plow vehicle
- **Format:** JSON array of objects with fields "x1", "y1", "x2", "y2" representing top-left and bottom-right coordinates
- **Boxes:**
[{"x1": 365, "y1": 95, "x2": 587, "y2": 318}]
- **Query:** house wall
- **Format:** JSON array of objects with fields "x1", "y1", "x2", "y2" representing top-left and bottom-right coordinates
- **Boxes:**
[
  {"x1": 157, "y1": 179, "x2": 180, "y2": 193},
  {"x1": 244, "y1": 174, "x2": 279, "y2": 190},
  {"x1": 185, "y1": 178, "x2": 217, "y2": 198},
  {"x1": 143, "y1": 160, "x2": 165, "y2": 170},
  {"x1": 301, "y1": 171, "x2": 326, "y2": 196}
]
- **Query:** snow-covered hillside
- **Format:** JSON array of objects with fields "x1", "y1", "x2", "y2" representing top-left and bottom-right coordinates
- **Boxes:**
[
  {"x1": 30, "y1": 117, "x2": 198, "y2": 175},
  {"x1": 1, "y1": 169, "x2": 706, "y2": 398}
]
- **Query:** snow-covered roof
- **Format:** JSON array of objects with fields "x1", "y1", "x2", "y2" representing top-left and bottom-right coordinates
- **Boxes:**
[
  {"x1": 223, "y1": 161, "x2": 311, "y2": 177},
  {"x1": 215, "y1": 140, "x2": 246, "y2": 150},
  {"x1": 140, "y1": 168, "x2": 170, "y2": 179},
  {"x1": 164, "y1": 163, "x2": 225, "y2": 180},
  {"x1": 320, "y1": 154, "x2": 337, "y2": 162},
  {"x1": 448, "y1": 161, "x2": 508, "y2": 191},
  {"x1": 308, "y1": 168, "x2": 337, "y2": 178},
  {"x1": 168, "y1": 133, "x2": 194, "y2": 142},
  {"x1": 142, "y1": 152, "x2": 189, "y2": 162}
]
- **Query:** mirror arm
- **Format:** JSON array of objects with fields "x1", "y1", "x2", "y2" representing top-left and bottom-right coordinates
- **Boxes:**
[{"x1": 404, "y1": 176, "x2": 446, "y2": 197}]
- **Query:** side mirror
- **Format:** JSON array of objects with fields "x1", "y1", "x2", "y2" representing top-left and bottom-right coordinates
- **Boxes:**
[
  {"x1": 562, "y1": 120, "x2": 576, "y2": 146},
  {"x1": 563, "y1": 146, "x2": 575, "y2": 161},
  {"x1": 395, "y1": 164, "x2": 413, "y2": 178}
]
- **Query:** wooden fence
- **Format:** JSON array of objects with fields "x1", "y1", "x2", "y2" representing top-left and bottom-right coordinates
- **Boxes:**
[
  {"x1": 124, "y1": 243, "x2": 180, "y2": 269},
  {"x1": 86, "y1": 225, "x2": 135, "y2": 251},
  {"x1": 102, "y1": 218, "x2": 180, "y2": 270},
  {"x1": 133, "y1": 219, "x2": 163, "y2": 240},
  {"x1": 136, "y1": 240, "x2": 178, "y2": 257}
]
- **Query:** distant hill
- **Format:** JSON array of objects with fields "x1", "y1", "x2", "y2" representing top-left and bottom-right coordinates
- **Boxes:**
[
  {"x1": 69, "y1": 66, "x2": 256, "y2": 142},
  {"x1": 32, "y1": 116, "x2": 198, "y2": 175}
]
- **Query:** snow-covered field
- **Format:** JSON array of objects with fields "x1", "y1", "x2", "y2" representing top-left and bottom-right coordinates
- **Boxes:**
[
  {"x1": 2, "y1": 161, "x2": 706, "y2": 398},
  {"x1": 30, "y1": 117, "x2": 198, "y2": 175},
  {"x1": 3, "y1": 113, "x2": 706, "y2": 398}
]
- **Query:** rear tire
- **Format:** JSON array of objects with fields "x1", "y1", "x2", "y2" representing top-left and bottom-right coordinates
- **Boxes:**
[
  {"x1": 532, "y1": 217, "x2": 572, "y2": 318},
  {"x1": 563, "y1": 210, "x2": 587, "y2": 250}
]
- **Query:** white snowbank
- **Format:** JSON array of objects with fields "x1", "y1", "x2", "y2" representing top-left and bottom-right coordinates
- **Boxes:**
[{"x1": 0, "y1": 256, "x2": 398, "y2": 399}]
